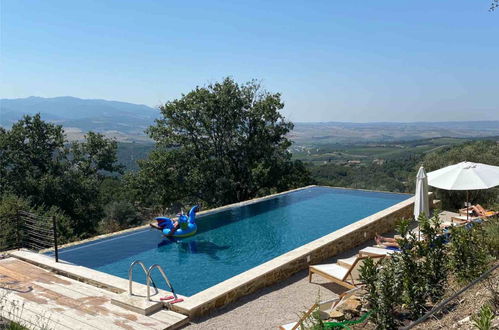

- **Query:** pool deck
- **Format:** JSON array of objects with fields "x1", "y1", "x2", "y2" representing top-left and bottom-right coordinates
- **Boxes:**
[{"x1": 0, "y1": 257, "x2": 188, "y2": 329}]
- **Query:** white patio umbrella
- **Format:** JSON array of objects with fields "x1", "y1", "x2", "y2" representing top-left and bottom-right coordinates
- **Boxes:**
[
  {"x1": 427, "y1": 161, "x2": 499, "y2": 220},
  {"x1": 414, "y1": 166, "x2": 429, "y2": 220}
]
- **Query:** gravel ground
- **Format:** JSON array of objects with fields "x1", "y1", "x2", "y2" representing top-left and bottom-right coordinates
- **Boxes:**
[{"x1": 184, "y1": 241, "x2": 376, "y2": 330}]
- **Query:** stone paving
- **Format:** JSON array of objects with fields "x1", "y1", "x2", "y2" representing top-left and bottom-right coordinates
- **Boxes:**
[{"x1": 0, "y1": 258, "x2": 187, "y2": 330}]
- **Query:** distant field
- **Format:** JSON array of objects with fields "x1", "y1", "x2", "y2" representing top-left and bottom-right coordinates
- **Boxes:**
[
  {"x1": 116, "y1": 136, "x2": 498, "y2": 172},
  {"x1": 291, "y1": 121, "x2": 499, "y2": 145},
  {"x1": 290, "y1": 136, "x2": 481, "y2": 166}
]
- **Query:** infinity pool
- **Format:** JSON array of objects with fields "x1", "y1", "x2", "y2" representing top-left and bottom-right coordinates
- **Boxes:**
[{"x1": 54, "y1": 187, "x2": 409, "y2": 296}]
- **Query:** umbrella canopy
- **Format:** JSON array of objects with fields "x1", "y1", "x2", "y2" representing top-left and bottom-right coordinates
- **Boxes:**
[
  {"x1": 414, "y1": 166, "x2": 430, "y2": 219},
  {"x1": 427, "y1": 161, "x2": 499, "y2": 190}
]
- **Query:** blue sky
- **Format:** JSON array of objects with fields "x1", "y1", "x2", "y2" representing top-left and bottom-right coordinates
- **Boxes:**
[{"x1": 1, "y1": 0, "x2": 498, "y2": 122}]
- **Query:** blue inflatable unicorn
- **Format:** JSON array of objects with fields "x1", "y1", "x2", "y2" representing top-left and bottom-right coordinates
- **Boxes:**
[{"x1": 150, "y1": 206, "x2": 200, "y2": 238}]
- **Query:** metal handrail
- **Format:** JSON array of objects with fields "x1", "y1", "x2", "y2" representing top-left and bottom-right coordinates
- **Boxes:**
[
  {"x1": 146, "y1": 264, "x2": 178, "y2": 301},
  {"x1": 128, "y1": 260, "x2": 158, "y2": 296}
]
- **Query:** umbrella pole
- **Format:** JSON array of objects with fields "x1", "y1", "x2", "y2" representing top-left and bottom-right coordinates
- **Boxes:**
[{"x1": 466, "y1": 190, "x2": 469, "y2": 221}]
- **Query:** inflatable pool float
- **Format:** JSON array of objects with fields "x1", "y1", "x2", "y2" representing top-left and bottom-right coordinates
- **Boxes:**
[{"x1": 150, "y1": 206, "x2": 199, "y2": 238}]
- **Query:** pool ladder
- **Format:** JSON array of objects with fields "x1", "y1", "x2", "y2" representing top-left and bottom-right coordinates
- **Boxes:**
[{"x1": 128, "y1": 260, "x2": 183, "y2": 304}]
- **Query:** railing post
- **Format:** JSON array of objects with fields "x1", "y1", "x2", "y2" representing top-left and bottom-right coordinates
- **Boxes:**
[
  {"x1": 52, "y1": 215, "x2": 59, "y2": 262},
  {"x1": 16, "y1": 211, "x2": 21, "y2": 249}
]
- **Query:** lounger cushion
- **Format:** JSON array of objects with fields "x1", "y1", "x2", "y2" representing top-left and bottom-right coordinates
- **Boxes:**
[
  {"x1": 280, "y1": 322, "x2": 298, "y2": 330},
  {"x1": 360, "y1": 246, "x2": 395, "y2": 256},
  {"x1": 311, "y1": 264, "x2": 349, "y2": 280}
]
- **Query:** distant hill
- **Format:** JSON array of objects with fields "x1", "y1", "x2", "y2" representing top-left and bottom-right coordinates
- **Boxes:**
[
  {"x1": 2, "y1": 96, "x2": 498, "y2": 144},
  {"x1": 0, "y1": 96, "x2": 159, "y2": 142},
  {"x1": 291, "y1": 121, "x2": 499, "y2": 144}
]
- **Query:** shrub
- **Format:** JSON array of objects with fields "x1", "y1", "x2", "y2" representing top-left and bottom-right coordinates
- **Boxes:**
[
  {"x1": 360, "y1": 257, "x2": 401, "y2": 329},
  {"x1": 472, "y1": 303, "x2": 494, "y2": 330},
  {"x1": 98, "y1": 200, "x2": 141, "y2": 233},
  {"x1": 394, "y1": 219, "x2": 427, "y2": 319},
  {"x1": 482, "y1": 216, "x2": 499, "y2": 258},
  {"x1": 36, "y1": 205, "x2": 74, "y2": 244},
  {"x1": 449, "y1": 224, "x2": 491, "y2": 284},
  {"x1": 0, "y1": 194, "x2": 32, "y2": 250},
  {"x1": 418, "y1": 213, "x2": 448, "y2": 303},
  {"x1": 360, "y1": 215, "x2": 449, "y2": 328},
  {"x1": 0, "y1": 193, "x2": 74, "y2": 250},
  {"x1": 359, "y1": 257, "x2": 379, "y2": 313}
]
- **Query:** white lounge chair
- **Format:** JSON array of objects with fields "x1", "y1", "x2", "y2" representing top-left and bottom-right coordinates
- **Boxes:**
[
  {"x1": 309, "y1": 255, "x2": 384, "y2": 289},
  {"x1": 359, "y1": 246, "x2": 397, "y2": 257}
]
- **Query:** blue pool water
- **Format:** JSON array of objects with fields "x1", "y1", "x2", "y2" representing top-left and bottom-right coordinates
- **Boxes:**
[{"x1": 54, "y1": 187, "x2": 408, "y2": 296}]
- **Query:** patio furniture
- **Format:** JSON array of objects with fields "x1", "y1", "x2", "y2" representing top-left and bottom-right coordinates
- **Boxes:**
[
  {"x1": 359, "y1": 246, "x2": 398, "y2": 257},
  {"x1": 309, "y1": 255, "x2": 384, "y2": 289},
  {"x1": 459, "y1": 207, "x2": 474, "y2": 216},
  {"x1": 279, "y1": 288, "x2": 360, "y2": 330},
  {"x1": 450, "y1": 215, "x2": 482, "y2": 224},
  {"x1": 459, "y1": 205, "x2": 498, "y2": 218}
]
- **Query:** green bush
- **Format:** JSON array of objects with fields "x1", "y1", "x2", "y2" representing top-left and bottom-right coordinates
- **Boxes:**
[
  {"x1": 0, "y1": 193, "x2": 74, "y2": 250},
  {"x1": 482, "y1": 216, "x2": 499, "y2": 258},
  {"x1": 375, "y1": 259, "x2": 401, "y2": 329},
  {"x1": 359, "y1": 257, "x2": 379, "y2": 314},
  {"x1": 360, "y1": 257, "x2": 402, "y2": 329},
  {"x1": 98, "y1": 200, "x2": 141, "y2": 233},
  {"x1": 472, "y1": 303, "x2": 494, "y2": 330},
  {"x1": 5, "y1": 321, "x2": 29, "y2": 330},
  {"x1": 36, "y1": 205, "x2": 74, "y2": 245},
  {"x1": 0, "y1": 194, "x2": 31, "y2": 250},
  {"x1": 393, "y1": 219, "x2": 427, "y2": 319},
  {"x1": 359, "y1": 214, "x2": 451, "y2": 328},
  {"x1": 418, "y1": 213, "x2": 448, "y2": 303},
  {"x1": 449, "y1": 224, "x2": 491, "y2": 284}
]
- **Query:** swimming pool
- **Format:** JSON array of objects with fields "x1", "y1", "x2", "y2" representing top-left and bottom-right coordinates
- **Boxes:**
[{"x1": 54, "y1": 186, "x2": 409, "y2": 296}]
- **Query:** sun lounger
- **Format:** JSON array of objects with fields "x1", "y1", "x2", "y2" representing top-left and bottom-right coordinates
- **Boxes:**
[
  {"x1": 309, "y1": 255, "x2": 384, "y2": 289},
  {"x1": 279, "y1": 288, "x2": 360, "y2": 330},
  {"x1": 359, "y1": 246, "x2": 397, "y2": 257},
  {"x1": 459, "y1": 205, "x2": 498, "y2": 218},
  {"x1": 459, "y1": 207, "x2": 474, "y2": 216},
  {"x1": 450, "y1": 215, "x2": 482, "y2": 223}
]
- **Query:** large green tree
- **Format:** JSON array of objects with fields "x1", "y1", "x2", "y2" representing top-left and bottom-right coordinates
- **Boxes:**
[
  {"x1": 129, "y1": 77, "x2": 311, "y2": 208},
  {"x1": 0, "y1": 114, "x2": 123, "y2": 238},
  {"x1": 0, "y1": 114, "x2": 66, "y2": 200}
]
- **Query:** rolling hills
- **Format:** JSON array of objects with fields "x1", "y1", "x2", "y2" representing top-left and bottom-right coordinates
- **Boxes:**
[{"x1": 2, "y1": 96, "x2": 498, "y2": 143}]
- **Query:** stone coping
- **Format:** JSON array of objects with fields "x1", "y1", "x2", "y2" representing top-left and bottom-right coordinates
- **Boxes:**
[{"x1": 8, "y1": 249, "x2": 187, "y2": 303}]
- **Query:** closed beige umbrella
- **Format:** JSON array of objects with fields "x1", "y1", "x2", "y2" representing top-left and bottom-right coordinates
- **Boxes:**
[{"x1": 414, "y1": 166, "x2": 429, "y2": 220}]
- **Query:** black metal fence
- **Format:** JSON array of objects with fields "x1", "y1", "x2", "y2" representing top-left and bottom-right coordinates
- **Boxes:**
[{"x1": 0, "y1": 211, "x2": 59, "y2": 262}]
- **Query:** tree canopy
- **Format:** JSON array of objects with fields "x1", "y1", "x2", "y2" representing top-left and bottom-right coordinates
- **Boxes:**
[
  {"x1": 129, "y1": 77, "x2": 311, "y2": 208},
  {"x1": 0, "y1": 114, "x2": 123, "y2": 238}
]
